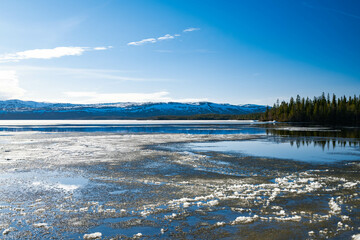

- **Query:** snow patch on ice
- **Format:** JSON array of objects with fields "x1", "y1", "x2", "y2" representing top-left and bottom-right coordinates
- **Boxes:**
[
  {"x1": 133, "y1": 232, "x2": 143, "y2": 238},
  {"x1": 352, "y1": 234, "x2": 360, "y2": 240},
  {"x1": 2, "y1": 227, "x2": 16, "y2": 235},
  {"x1": 56, "y1": 183, "x2": 80, "y2": 191},
  {"x1": 33, "y1": 223, "x2": 49, "y2": 229},
  {"x1": 232, "y1": 215, "x2": 258, "y2": 224},
  {"x1": 329, "y1": 198, "x2": 341, "y2": 215},
  {"x1": 83, "y1": 232, "x2": 102, "y2": 239}
]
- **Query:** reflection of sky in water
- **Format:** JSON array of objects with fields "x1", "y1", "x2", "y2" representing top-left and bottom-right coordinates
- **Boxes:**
[
  {"x1": 1, "y1": 121, "x2": 359, "y2": 163},
  {"x1": 0, "y1": 122, "x2": 265, "y2": 135},
  {"x1": 188, "y1": 140, "x2": 360, "y2": 163},
  {"x1": 0, "y1": 171, "x2": 89, "y2": 192}
]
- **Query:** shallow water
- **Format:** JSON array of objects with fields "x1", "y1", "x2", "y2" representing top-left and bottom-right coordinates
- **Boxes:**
[
  {"x1": 0, "y1": 170, "x2": 88, "y2": 189},
  {"x1": 0, "y1": 120, "x2": 266, "y2": 134},
  {"x1": 186, "y1": 138, "x2": 360, "y2": 164},
  {"x1": 0, "y1": 121, "x2": 359, "y2": 239}
]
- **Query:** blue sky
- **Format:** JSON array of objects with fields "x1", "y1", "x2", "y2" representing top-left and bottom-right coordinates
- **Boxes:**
[{"x1": 0, "y1": 0, "x2": 359, "y2": 105}]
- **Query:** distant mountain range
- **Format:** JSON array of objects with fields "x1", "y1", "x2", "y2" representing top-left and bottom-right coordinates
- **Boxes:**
[{"x1": 0, "y1": 99, "x2": 267, "y2": 119}]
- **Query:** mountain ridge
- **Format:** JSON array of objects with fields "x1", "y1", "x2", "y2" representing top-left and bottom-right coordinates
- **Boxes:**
[{"x1": 0, "y1": 99, "x2": 267, "y2": 119}]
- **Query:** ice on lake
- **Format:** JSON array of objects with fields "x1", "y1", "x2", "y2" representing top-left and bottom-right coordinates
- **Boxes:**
[{"x1": 0, "y1": 121, "x2": 359, "y2": 239}]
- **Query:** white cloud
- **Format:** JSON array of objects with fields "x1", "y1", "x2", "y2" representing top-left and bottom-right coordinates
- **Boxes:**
[
  {"x1": 63, "y1": 91, "x2": 207, "y2": 104},
  {"x1": 183, "y1": 27, "x2": 200, "y2": 32},
  {"x1": 127, "y1": 38, "x2": 157, "y2": 46},
  {"x1": 0, "y1": 70, "x2": 26, "y2": 100},
  {"x1": 0, "y1": 46, "x2": 111, "y2": 62},
  {"x1": 128, "y1": 28, "x2": 199, "y2": 46},
  {"x1": 158, "y1": 34, "x2": 175, "y2": 41},
  {"x1": 129, "y1": 34, "x2": 177, "y2": 45},
  {"x1": 94, "y1": 46, "x2": 112, "y2": 50}
]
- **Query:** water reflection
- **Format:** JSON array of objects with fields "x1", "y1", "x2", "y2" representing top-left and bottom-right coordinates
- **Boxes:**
[
  {"x1": 288, "y1": 138, "x2": 359, "y2": 149},
  {"x1": 264, "y1": 125, "x2": 360, "y2": 153},
  {"x1": 187, "y1": 139, "x2": 360, "y2": 164},
  {"x1": 265, "y1": 125, "x2": 360, "y2": 139},
  {"x1": 268, "y1": 137, "x2": 360, "y2": 151},
  {"x1": 0, "y1": 123, "x2": 265, "y2": 135}
]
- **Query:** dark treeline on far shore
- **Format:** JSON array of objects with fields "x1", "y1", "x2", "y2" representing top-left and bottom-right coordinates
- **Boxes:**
[{"x1": 260, "y1": 93, "x2": 360, "y2": 125}]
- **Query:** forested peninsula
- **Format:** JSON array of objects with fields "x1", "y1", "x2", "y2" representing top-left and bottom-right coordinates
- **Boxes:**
[{"x1": 261, "y1": 93, "x2": 360, "y2": 125}]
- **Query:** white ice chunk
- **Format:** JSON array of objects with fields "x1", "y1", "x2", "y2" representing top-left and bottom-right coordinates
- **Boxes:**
[
  {"x1": 133, "y1": 232, "x2": 143, "y2": 238},
  {"x1": 232, "y1": 215, "x2": 258, "y2": 224},
  {"x1": 2, "y1": 227, "x2": 16, "y2": 235},
  {"x1": 343, "y1": 182, "x2": 358, "y2": 188},
  {"x1": 352, "y1": 234, "x2": 360, "y2": 240},
  {"x1": 274, "y1": 215, "x2": 301, "y2": 222},
  {"x1": 83, "y1": 232, "x2": 102, "y2": 239},
  {"x1": 33, "y1": 223, "x2": 48, "y2": 228},
  {"x1": 329, "y1": 198, "x2": 341, "y2": 215},
  {"x1": 207, "y1": 200, "x2": 219, "y2": 206}
]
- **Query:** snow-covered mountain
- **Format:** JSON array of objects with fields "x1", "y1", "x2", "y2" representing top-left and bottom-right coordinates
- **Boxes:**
[{"x1": 0, "y1": 100, "x2": 267, "y2": 119}]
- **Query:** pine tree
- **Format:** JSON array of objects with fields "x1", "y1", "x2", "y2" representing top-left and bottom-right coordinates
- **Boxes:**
[{"x1": 262, "y1": 93, "x2": 360, "y2": 125}]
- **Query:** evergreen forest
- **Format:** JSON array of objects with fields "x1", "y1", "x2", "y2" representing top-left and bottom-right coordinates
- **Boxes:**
[{"x1": 261, "y1": 93, "x2": 360, "y2": 125}]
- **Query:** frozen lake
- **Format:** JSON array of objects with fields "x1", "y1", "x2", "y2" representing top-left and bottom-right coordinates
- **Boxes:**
[
  {"x1": 0, "y1": 120, "x2": 265, "y2": 134},
  {"x1": 0, "y1": 121, "x2": 359, "y2": 239}
]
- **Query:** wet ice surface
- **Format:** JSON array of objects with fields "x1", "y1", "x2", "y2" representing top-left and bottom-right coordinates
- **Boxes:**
[{"x1": 0, "y1": 122, "x2": 359, "y2": 239}]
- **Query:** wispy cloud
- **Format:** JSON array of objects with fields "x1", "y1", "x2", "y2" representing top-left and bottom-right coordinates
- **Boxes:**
[
  {"x1": 157, "y1": 34, "x2": 175, "y2": 41},
  {"x1": 0, "y1": 70, "x2": 26, "y2": 100},
  {"x1": 0, "y1": 46, "x2": 112, "y2": 63},
  {"x1": 63, "y1": 91, "x2": 207, "y2": 104},
  {"x1": 94, "y1": 46, "x2": 113, "y2": 50},
  {"x1": 128, "y1": 38, "x2": 157, "y2": 46},
  {"x1": 183, "y1": 27, "x2": 200, "y2": 32},
  {"x1": 127, "y1": 27, "x2": 200, "y2": 46}
]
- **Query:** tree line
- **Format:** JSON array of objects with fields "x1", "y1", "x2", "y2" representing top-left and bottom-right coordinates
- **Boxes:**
[{"x1": 261, "y1": 93, "x2": 360, "y2": 125}]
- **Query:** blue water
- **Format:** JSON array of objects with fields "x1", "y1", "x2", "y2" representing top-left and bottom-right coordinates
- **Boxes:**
[
  {"x1": 0, "y1": 120, "x2": 266, "y2": 134},
  {"x1": 187, "y1": 139, "x2": 360, "y2": 163},
  {"x1": 1, "y1": 120, "x2": 359, "y2": 164}
]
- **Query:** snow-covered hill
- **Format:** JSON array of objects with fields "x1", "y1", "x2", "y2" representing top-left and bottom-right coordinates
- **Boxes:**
[{"x1": 0, "y1": 100, "x2": 267, "y2": 119}]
